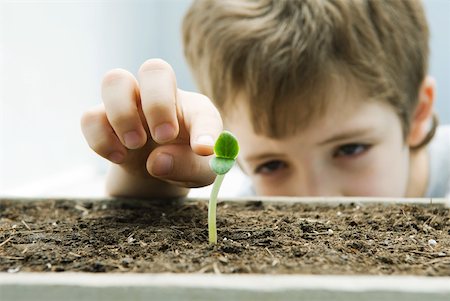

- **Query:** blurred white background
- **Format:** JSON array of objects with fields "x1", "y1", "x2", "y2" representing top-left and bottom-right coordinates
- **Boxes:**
[{"x1": 0, "y1": 0, "x2": 448, "y2": 198}]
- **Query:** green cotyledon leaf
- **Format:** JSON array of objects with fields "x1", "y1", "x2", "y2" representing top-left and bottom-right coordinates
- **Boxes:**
[
  {"x1": 213, "y1": 131, "x2": 239, "y2": 160},
  {"x1": 209, "y1": 157, "x2": 235, "y2": 175},
  {"x1": 209, "y1": 131, "x2": 239, "y2": 175}
]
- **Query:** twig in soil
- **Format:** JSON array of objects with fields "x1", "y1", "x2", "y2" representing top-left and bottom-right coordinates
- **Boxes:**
[
  {"x1": 272, "y1": 259, "x2": 280, "y2": 267},
  {"x1": 74, "y1": 204, "x2": 89, "y2": 216},
  {"x1": 13, "y1": 230, "x2": 46, "y2": 234},
  {"x1": 21, "y1": 220, "x2": 31, "y2": 231},
  {"x1": 312, "y1": 231, "x2": 333, "y2": 235},
  {"x1": 400, "y1": 209, "x2": 407, "y2": 218},
  {"x1": 0, "y1": 236, "x2": 13, "y2": 248},
  {"x1": 265, "y1": 247, "x2": 280, "y2": 267},
  {"x1": 196, "y1": 264, "x2": 213, "y2": 274},
  {"x1": 21, "y1": 247, "x2": 28, "y2": 254},
  {"x1": 126, "y1": 233, "x2": 136, "y2": 244},
  {"x1": 265, "y1": 247, "x2": 274, "y2": 258},
  {"x1": 213, "y1": 262, "x2": 221, "y2": 275},
  {"x1": 116, "y1": 264, "x2": 129, "y2": 272},
  {"x1": 68, "y1": 252, "x2": 82, "y2": 258},
  {"x1": 170, "y1": 226, "x2": 185, "y2": 235},
  {"x1": 218, "y1": 256, "x2": 228, "y2": 264},
  {"x1": 424, "y1": 215, "x2": 436, "y2": 227}
]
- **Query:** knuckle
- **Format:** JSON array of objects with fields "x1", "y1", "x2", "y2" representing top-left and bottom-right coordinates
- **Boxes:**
[
  {"x1": 191, "y1": 111, "x2": 222, "y2": 133},
  {"x1": 91, "y1": 139, "x2": 111, "y2": 155},
  {"x1": 142, "y1": 97, "x2": 176, "y2": 122},
  {"x1": 107, "y1": 112, "x2": 137, "y2": 129},
  {"x1": 194, "y1": 94, "x2": 222, "y2": 120},
  {"x1": 82, "y1": 127, "x2": 108, "y2": 151},
  {"x1": 189, "y1": 93, "x2": 211, "y2": 106},
  {"x1": 197, "y1": 94, "x2": 212, "y2": 105},
  {"x1": 88, "y1": 138, "x2": 104, "y2": 152},
  {"x1": 143, "y1": 92, "x2": 174, "y2": 109},
  {"x1": 80, "y1": 108, "x2": 102, "y2": 129}
]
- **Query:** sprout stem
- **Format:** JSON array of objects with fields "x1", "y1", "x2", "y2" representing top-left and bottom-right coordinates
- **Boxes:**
[{"x1": 208, "y1": 173, "x2": 225, "y2": 244}]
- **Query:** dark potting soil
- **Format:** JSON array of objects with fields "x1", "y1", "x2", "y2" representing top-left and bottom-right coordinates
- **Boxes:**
[{"x1": 0, "y1": 198, "x2": 449, "y2": 276}]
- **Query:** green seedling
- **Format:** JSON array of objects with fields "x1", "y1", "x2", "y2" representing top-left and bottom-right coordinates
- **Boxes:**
[{"x1": 208, "y1": 130, "x2": 239, "y2": 244}]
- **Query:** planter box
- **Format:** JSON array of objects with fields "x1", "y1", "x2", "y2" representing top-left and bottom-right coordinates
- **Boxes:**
[
  {"x1": 1, "y1": 273, "x2": 450, "y2": 301},
  {"x1": 1, "y1": 197, "x2": 449, "y2": 301}
]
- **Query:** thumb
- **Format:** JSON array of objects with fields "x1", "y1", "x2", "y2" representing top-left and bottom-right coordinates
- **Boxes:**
[{"x1": 146, "y1": 144, "x2": 216, "y2": 188}]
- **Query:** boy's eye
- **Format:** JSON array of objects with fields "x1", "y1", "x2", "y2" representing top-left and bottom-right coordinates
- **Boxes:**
[
  {"x1": 333, "y1": 143, "x2": 370, "y2": 158},
  {"x1": 254, "y1": 160, "x2": 287, "y2": 175}
]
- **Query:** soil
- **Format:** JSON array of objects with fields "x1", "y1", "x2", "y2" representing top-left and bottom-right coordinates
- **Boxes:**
[{"x1": 0, "y1": 198, "x2": 449, "y2": 276}]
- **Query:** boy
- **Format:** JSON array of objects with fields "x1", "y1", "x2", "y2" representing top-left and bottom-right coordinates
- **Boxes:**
[{"x1": 81, "y1": 0, "x2": 449, "y2": 198}]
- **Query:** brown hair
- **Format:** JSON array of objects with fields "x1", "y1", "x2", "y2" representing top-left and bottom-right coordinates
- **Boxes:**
[{"x1": 182, "y1": 0, "x2": 430, "y2": 139}]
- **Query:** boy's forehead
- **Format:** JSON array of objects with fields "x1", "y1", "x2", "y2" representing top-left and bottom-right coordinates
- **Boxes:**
[
  {"x1": 224, "y1": 91, "x2": 400, "y2": 145},
  {"x1": 223, "y1": 81, "x2": 373, "y2": 138}
]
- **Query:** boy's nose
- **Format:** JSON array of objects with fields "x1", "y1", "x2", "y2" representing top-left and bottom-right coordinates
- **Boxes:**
[{"x1": 293, "y1": 169, "x2": 340, "y2": 196}]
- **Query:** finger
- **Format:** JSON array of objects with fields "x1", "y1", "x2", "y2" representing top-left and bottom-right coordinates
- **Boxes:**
[
  {"x1": 102, "y1": 68, "x2": 147, "y2": 150},
  {"x1": 138, "y1": 59, "x2": 179, "y2": 144},
  {"x1": 80, "y1": 105, "x2": 127, "y2": 164},
  {"x1": 146, "y1": 144, "x2": 216, "y2": 188},
  {"x1": 180, "y1": 90, "x2": 223, "y2": 156}
]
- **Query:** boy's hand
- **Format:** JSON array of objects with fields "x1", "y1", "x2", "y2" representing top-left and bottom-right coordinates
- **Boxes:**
[{"x1": 81, "y1": 59, "x2": 223, "y2": 195}]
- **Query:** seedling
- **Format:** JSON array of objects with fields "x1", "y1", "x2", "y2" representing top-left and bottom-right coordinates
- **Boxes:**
[{"x1": 208, "y1": 130, "x2": 239, "y2": 244}]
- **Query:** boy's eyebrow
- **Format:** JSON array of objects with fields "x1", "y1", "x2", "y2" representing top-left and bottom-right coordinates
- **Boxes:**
[
  {"x1": 245, "y1": 128, "x2": 377, "y2": 162},
  {"x1": 245, "y1": 152, "x2": 285, "y2": 163},
  {"x1": 318, "y1": 128, "x2": 375, "y2": 145}
]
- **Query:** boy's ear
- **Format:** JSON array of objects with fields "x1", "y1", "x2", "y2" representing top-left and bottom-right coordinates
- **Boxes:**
[{"x1": 407, "y1": 75, "x2": 436, "y2": 148}]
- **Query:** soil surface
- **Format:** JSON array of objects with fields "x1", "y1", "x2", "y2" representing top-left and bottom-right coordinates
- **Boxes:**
[{"x1": 0, "y1": 198, "x2": 449, "y2": 275}]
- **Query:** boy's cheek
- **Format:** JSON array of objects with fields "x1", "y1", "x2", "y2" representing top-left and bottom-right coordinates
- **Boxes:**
[{"x1": 342, "y1": 161, "x2": 408, "y2": 197}]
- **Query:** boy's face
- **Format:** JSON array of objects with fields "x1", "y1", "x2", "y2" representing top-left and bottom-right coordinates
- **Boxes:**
[{"x1": 225, "y1": 92, "x2": 411, "y2": 197}]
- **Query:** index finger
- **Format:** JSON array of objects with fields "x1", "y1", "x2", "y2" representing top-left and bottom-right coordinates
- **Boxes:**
[
  {"x1": 138, "y1": 59, "x2": 180, "y2": 144},
  {"x1": 179, "y1": 90, "x2": 223, "y2": 156}
]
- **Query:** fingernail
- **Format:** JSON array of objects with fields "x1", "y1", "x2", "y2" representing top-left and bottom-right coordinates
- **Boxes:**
[
  {"x1": 154, "y1": 123, "x2": 176, "y2": 143},
  {"x1": 196, "y1": 135, "x2": 215, "y2": 146},
  {"x1": 123, "y1": 131, "x2": 142, "y2": 149},
  {"x1": 152, "y1": 153, "x2": 173, "y2": 176},
  {"x1": 109, "y1": 152, "x2": 125, "y2": 164}
]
